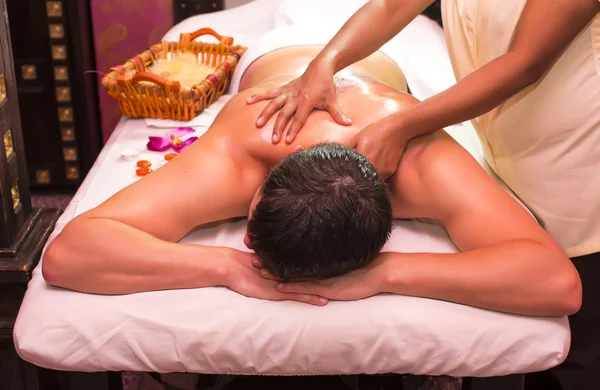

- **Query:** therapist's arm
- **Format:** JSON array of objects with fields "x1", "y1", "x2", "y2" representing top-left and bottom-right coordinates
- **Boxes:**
[
  {"x1": 353, "y1": 0, "x2": 600, "y2": 178},
  {"x1": 248, "y1": 0, "x2": 435, "y2": 142},
  {"x1": 310, "y1": 0, "x2": 435, "y2": 75}
]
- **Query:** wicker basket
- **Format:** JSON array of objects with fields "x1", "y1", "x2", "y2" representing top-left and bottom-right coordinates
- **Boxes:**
[{"x1": 101, "y1": 28, "x2": 247, "y2": 121}]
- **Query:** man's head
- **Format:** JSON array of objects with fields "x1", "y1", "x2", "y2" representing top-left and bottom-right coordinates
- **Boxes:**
[{"x1": 246, "y1": 142, "x2": 393, "y2": 280}]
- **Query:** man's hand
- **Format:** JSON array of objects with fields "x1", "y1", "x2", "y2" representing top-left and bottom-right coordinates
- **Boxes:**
[
  {"x1": 348, "y1": 116, "x2": 409, "y2": 179},
  {"x1": 255, "y1": 255, "x2": 392, "y2": 302},
  {"x1": 246, "y1": 62, "x2": 352, "y2": 144},
  {"x1": 218, "y1": 247, "x2": 328, "y2": 306}
]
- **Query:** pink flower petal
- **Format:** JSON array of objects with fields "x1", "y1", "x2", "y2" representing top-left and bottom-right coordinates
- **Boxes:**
[
  {"x1": 147, "y1": 136, "x2": 172, "y2": 152},
  {"x1": 172, "y1": 137, "x2": 198, "y2": 153},
  {"x1": 167, "y1": 127, "x2": 195, "y2": 139}
]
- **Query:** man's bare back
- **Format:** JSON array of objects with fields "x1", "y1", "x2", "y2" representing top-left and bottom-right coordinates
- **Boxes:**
[
  {"x1": 210, "y1": 74, "x2": 414, "y2": 172},
  {"x1": 41, "y1": 46, "x2": 581, "y2": 317}
]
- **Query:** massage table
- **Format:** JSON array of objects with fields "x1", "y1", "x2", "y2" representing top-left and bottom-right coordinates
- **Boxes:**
[{"x1": 13, "y1": 1, "x2": 570, "y2": 389}]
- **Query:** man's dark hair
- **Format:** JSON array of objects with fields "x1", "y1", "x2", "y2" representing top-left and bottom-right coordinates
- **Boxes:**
[{"x1": 247, "y1": 142, "x2": 393, "y2": 280}]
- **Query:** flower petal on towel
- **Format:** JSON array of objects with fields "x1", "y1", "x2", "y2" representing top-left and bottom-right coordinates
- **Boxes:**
[
  {"x1": 172, "y1": 137, "x2": 198, "y2": 153},
  {"x1": 147, "y1": 136, "x2": 172, "y2": 152},
  {"x1": 168, "y1": 127, "x2": 195, "y2": 138}
]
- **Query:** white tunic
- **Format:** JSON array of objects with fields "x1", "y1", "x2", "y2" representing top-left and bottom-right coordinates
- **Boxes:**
[{"x1": 442, "y1": 0, "x2": 600, "y2": 257}]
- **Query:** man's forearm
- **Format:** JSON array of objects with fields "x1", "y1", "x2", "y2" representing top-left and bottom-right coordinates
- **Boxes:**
[
  {"x1": 390, "y1": 52, "x2": 539, "y2": 141},
  {"x1": 42, "y1": 217, "x2": 225, "y2": 295},
  {"x1": 380, "y1": 241, "x2": 581, "y2": 316},
  {"x1": 314, "y1": 0, "x2": 434, "y2": 73}
]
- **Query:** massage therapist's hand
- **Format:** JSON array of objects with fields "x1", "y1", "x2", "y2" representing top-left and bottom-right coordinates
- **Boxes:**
[
  {"x1": 217, "y1": 247, "x2": 328, "y2": 306},
  {"x1": 348, "y1": 116, "x2": 409, "y2": 179},
  {"x1": 257, "y1": 255, "x2": 392, "y2": 302},
  {"x1": 246, "y1": 61, "x2": 352, "y2": 144}
]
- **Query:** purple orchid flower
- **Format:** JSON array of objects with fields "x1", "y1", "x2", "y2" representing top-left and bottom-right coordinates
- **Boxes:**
[{"x1": 147, "y1": 127, "x2": 198, "y2": 153}]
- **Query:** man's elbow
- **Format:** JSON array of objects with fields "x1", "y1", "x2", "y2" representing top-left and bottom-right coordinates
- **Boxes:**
[
  {"x1": 554, "y1": 267, "x2": 582, "y2": 316},
  {"x1": 42, "y1": 224, "x2": 85, "y2": 289},
  {"x1": 546, "y1": 250, "x2": 582, "y2": 316},
  {"x1": 41, "y1": 236, "x2": 69, "y2": 287}
]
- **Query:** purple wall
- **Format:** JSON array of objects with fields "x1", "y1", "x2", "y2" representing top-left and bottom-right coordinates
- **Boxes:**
[{"x1": 91, "y1": 0, "x2": 174, "y2": 141}]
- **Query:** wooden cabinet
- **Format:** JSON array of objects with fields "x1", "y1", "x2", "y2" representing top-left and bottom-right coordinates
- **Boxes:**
[
  {"x1": 0, "y1": 0, "x2": 61, "y2": 388},
  {"x1": 5, "y1": 0, "x2": 102, "y2": 188}
]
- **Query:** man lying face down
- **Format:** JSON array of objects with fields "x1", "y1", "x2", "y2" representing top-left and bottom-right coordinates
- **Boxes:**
[
  {"x1": 246, "y1": 143, "x2": 392, "y2": 280},
  {"x1": 42, "y1": 43, "x2": 581, "y2": 317}
]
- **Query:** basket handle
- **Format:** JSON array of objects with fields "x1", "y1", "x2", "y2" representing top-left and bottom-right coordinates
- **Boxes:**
[
  {"x1": 125, "y1": 72, "x2": 181, "y2": 92},
  {"x1": 185, "y1": 27, "x2": 234, "y2": 45}
]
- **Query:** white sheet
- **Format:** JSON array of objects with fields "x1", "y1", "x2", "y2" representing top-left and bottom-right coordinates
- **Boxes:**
[{"x1": 14, "y1": 0, "x2": 570, "y2": 378}]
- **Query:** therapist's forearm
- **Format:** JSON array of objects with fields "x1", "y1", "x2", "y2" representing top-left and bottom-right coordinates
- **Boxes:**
[
  {"x1": 313, "y1": 0, "x2": 434, "y2": 73},
  {"x1": 389, "y1": 52, "x2": 539, "y2": 140},
  {"x1": 42, "y1": 217, "x2": 225, "y2": 294},
  {"x1": 381, "y1": 241, "x2": 581, "y2": 317}
]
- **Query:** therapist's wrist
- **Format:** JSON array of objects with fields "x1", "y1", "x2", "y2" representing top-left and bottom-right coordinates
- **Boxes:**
[
  {"x1": 310, "y1": 51, "x2": 338, "y2": 76},
  {"x1": 387, "y1": 112, "x2": 419, "y2": 143},
  {"x1": 375, "y1": 114, "x2": 413, "y2": 149}
]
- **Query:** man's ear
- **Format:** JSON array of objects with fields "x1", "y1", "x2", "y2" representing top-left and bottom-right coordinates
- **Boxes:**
[
  {"x1": 243, "y1": 231, "x2": 253, "y2": 249},
  {"x1": 291, "y1": 145, "x2": 303, "y2": 154}
]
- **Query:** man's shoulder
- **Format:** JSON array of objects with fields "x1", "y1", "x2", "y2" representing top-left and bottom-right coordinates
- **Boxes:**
[
  {"x1": 390, "y1": 130, "x2": 492, "y2": 220},
  {"x1": 400, "y1": 130, "x2": 460, "y2": 176}
]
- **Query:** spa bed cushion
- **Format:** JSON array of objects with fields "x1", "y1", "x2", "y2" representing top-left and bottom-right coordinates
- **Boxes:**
[{"x1": 13, "y1": 0, "x2": 569, "y2": 378}]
